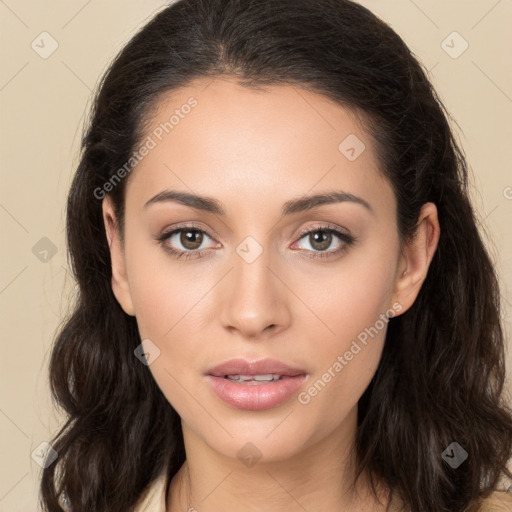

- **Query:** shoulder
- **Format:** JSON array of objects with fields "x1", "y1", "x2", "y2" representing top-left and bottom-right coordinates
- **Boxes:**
[
  {"x1": 132, "y1": 470, "x2": 168, "y2": 512},
  {"x1": 475, "y1": 489, "x2": 512, "y2": 511},
  {"x1": 58, "y1": 470, "x2": 169, "y2": 512},
  {"x1": 387, "y1": 488, "x2": 512, "y2": 512}
]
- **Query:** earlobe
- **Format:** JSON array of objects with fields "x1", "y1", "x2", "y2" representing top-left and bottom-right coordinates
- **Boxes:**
[
  {"x1": 102, "y1": 196, "x2": 135, "y2": 316},
  {"x1": 391, "y1": 202, "x2": 440, "y2": 314}
]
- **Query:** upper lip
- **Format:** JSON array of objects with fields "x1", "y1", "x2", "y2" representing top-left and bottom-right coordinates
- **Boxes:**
[{"x1": 207, "y1": 358, "x2": 307, "y2": 377}]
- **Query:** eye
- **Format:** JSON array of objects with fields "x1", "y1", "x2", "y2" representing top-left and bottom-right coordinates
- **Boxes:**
[
  {"x1": 156, "y1": 222, "x2": 356, "y2": 261},
  {"x1": 157, "y1": 224, "x2": 219, "y2": 260},
  {"x1": 292, "y1": 224, "x2": 356, "y2": 259}
]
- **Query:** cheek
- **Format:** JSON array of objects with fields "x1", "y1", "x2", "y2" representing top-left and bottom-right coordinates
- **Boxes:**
[
  {"x1": 125, "y1": 232, "x2": 206, "y2": 338},
  {"x1": 296, "y1": 293, "x2": 390, "y2": 439},
  {"x1": 126, "y1": 241, "x2": 214, "y2": 390},
  {"x1": 293, "y1": 245, "x2": 397, "y2": 421},
  {"x1": 298, "y1": 243, "x2": 398, "y2": 347},
  {"x1": 128, "y1": 258, "x2": 209, "y2": 414}
]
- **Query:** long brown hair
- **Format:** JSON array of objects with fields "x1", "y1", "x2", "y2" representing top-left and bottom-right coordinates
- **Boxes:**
[{"x1": 40, "y1": 1, "x2": 512, "y2": 510}]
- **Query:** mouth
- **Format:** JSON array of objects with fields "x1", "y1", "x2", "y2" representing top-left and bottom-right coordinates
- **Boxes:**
[{"x1": 204, "y1": 358, "x2": 308, "y2": 410}]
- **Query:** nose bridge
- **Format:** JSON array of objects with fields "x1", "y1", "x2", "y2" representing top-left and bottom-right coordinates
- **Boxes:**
[{"x1": 218, "y1": 237, "x2": 290, "y2": 337}]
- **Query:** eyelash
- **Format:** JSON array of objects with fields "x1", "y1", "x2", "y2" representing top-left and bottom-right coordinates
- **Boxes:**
[{"x1": 156, "y1": 222, "x2": 356, "y2": 261}]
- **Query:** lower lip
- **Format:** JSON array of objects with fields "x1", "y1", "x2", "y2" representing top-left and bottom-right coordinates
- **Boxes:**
[{"x1": 205, "y1": 374, "x2": 308, "y2": 411}]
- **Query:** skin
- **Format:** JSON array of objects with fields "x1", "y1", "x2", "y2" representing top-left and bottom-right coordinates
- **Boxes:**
[{"x1": 102, "y1": 77, "x2": 440, "y2": 511}]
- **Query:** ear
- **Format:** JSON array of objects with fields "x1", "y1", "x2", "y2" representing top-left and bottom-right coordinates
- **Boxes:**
[
  {"x1": 102, "y1": 195, "x2": 135, "y2": 316},
  {"x1": 391, "y1": 202, "x2": 440, "y2": 315}
]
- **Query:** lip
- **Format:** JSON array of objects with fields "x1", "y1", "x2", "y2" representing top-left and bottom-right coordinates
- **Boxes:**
[
  {"x1": 206, "y1": 357, "x2": 307, "y2": 378},
  {"x1": 205, "y1": 358, "x2": 308, "y2": 411}
]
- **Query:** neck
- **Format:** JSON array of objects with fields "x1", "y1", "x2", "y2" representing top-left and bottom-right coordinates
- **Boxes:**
[{"x1": 166, "y1": 408, "x2": 390, "y2": 512}]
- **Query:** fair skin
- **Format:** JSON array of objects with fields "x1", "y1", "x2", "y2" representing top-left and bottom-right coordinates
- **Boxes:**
[{"x1": 102, "y1": 77, "x2": 440, "y2": 511}]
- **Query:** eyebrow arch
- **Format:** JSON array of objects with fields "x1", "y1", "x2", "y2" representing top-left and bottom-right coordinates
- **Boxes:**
[{"x1": 144, "y1": 189, "x2": 374, "y2": 216}]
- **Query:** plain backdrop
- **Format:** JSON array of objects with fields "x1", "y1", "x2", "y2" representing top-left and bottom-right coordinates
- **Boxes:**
[{"x1": 1, "y1": 1, "x2": 511, "y2": 510}]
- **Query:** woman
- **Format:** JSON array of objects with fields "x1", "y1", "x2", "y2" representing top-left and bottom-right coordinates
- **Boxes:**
[{"x1": 39, "y1": 0, "x2": 512, "y2": 511}]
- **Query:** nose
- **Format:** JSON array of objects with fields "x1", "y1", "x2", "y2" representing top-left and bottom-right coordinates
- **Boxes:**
[{"x1": 217, "y1": 248, "x2": 291, "y2": 340}]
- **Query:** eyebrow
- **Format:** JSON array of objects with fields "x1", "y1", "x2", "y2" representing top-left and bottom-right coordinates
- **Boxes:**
[{"x1": 144, "y1": 189, "x2": 374, "y2": 216}]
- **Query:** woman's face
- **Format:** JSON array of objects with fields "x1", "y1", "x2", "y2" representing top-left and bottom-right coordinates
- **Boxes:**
[{"x1": 103, "y1": 77, "x2": 437, "y2": 465}]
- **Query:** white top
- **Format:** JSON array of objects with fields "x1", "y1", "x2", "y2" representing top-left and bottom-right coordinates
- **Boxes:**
[
  {"x1": 133, "y1": 469, "x2": 168, "y2": 512},
  {"x1": 132, "y1": 473, "x2": 512, "y2": 512},
  {"x1": 59, "y1": 471, "x2": 512, "y2": 512},
  {"x1": 58, "y1": 468, "x2": 168, "y2": 512}
]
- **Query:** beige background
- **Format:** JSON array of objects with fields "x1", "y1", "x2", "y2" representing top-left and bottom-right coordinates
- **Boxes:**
[{"x1": 1, "y1": 1, "x2": 511, "y2": 510}]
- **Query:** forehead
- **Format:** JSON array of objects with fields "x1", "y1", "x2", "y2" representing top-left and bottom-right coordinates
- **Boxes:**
[{"x1": 126, "y1": 77, "x2": 394, "y2": 218}]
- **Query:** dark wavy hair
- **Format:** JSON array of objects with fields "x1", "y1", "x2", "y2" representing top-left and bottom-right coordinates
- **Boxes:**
[{"x1": 39, "y1": 0, "x2": 512, "y2": 510}]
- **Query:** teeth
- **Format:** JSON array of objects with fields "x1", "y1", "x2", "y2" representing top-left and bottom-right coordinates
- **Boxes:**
[{"x1": 225, "y1": 374, "x2": 281, "y2": 383}]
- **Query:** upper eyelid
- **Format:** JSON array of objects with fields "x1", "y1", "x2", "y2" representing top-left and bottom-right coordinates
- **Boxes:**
[{"x1": 162, "y1": 222, "x2": 218, "y2": 240}]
